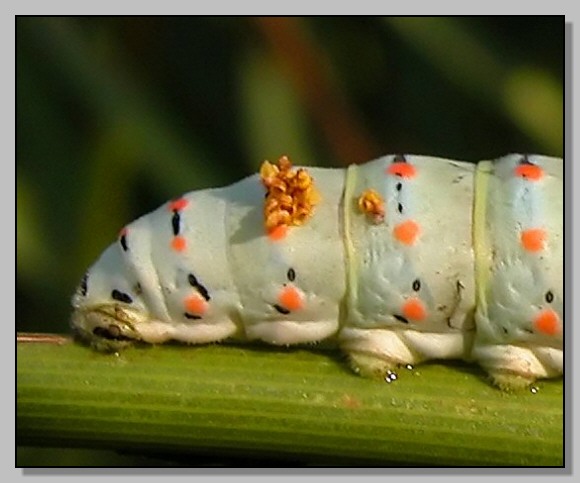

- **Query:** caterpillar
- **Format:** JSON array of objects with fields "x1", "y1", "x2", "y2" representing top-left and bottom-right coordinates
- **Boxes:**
[{"x1": 71, "y1": 153, "x2": 563, "y2": 389}]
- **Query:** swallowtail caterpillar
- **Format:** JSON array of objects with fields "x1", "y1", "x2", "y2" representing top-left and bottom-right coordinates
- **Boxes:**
[{"x1": 71, "y1": 153, "x2": 563, "y2": 390}]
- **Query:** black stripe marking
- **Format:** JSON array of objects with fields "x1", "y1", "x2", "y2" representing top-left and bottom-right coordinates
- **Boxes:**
[
  {"x1": 171, "y1": 211, "x2": 181, "y2": 236},
  {"x1": 394, "y1": 314, "x2": 409, "y2": 324},
  {"x1": 393, "y1": 154, "x2": 407, "y2": 164},
  {"x1": 111, "y1": 289, "x2": 133, "y2": 304},
  {"x1": 80, "y1": 273, "x2": 88, "y2": 296},
  {"x1": 274, "y1": 304, "x2": 291, "y2": 315},
  {"x1": 184, "y1": 313, "x2": 202, "y2": 320},
  {"x1": 397, "y1": 202, "x2": 403, "y2": 214},
  {"x1": 120, "y1": 234, "x2": 128, "y2": 252},
  {"x1": 188, "y1": 273, "x2": 211, "y2": 301}
]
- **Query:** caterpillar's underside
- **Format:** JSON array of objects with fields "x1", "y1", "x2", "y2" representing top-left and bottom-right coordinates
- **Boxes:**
[{"x1": 71, "y1": 154, "x2": 563, "y2": 390}]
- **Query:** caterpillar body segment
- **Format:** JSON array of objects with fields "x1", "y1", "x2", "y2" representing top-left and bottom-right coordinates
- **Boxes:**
[
  {"x1": 222, "y1": 168, "x2": 346, "y2": 345},
  {"x1": 341, "y1": 156, "x2": 477, "y2": 377},
  {"x1": 71, "y1": 154, "x2": 563, "y2": 389},
  {"x1": 472, "y1": 155, "x2": 563, "y2": 388}
]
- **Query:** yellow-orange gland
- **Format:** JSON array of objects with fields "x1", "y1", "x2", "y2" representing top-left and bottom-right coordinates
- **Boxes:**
[
  {"x1": 358, "y1": 189, "x2": 385, "y2": 223},
  {"x1": 260, "y1": 156, "x2": 321, "y2": 234}
]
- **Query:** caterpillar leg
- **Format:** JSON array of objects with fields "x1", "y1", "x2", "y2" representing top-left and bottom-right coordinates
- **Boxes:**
[
  {"x1": 471, "y1": 343, "x2": 563, "y2": 390},
  {"x1": 339, "y1": 327, "x2": 471, "y2": 379},
  {"x1": 340, "y1": 328, "x2": 417, "y2": 378}
]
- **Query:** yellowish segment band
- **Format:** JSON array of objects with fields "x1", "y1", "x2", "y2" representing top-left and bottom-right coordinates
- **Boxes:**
[
  {"x1": 473, "y1": 160, "x2": 493, "y2": 314},
  {"x1": 343, "y1": 163, "x2": 359, "y2": 301}
]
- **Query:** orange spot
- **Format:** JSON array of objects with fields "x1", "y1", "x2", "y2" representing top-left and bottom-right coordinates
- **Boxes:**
[
  {"x1": 184, "y1": 294, "x2": 208, "y2": 316},
  {"x1": 341, "y1": 394, "x2": 362, "y2": 409},
  {"x1": 268, "y1": 224, "x2": 288, "y2": 242},
  {"x1": 168, "y1": 198, "x2": 189, "y2": 212},
  {"x1": 521, "y1": 228, "x2": 546, "y2": 252},
  {"x1": 514, "y1": 164, "x2": 544, "y2": 181},
  {"x1": 387, "y1": 162, "x2": 416, "y2": 178},
  {"x1": 171, "y1": 235, "x2": 187, "y2": 252},
  {"x1": 534, "y1": 309, "x2": 560, "y2": 336},
  {"x1": 402, "y1": 298, "x2": 426, "y2": 321},
  {"x1": 393, "y1": 220, "x2": 420, "y2": 245},
  {"x1": 278, "y1": 285, "x2": 304, "y2": 311}
]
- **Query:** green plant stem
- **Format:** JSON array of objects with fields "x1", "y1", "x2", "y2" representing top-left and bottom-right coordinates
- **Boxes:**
[{"x1": 17, "y1": 335, "x2": 563, "y2": 466}]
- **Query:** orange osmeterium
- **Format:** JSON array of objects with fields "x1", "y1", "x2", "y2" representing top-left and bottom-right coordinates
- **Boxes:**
[
  {"x1": 278, "y1": 285, "x2": 304, "y2": 312},
  {"x1": 358, "y1": 189, "x2": 385, "y2": 223},
  {"x1": 168, "y1": 198, "x2": 189, "y2": 212},
  {"x1": 267, "y1": 225, "x2": 288, "y2": 242},
  {"x1": 387, "y1": 162, "x2": 417, "y2": 179},
  {"x1": 260, "y1": 156, "x2": 320, "y2": 241},
  {"x1": 171, "y1": 235, "x2": 187, "y2": 252},
  {"x1": 393, "y1": 220, "x2": 421, "y2": 245},
  {"x1": 520, "y1": 228, "x2": 547, "y2": 252},
  {"x1": 184, "y1": 293, "x2": 209, "y2": 316},
  {"x1": 514, "y1": 164, "x2": 544, "y2": 181},
  {"x1": 534, "y1": 309, "x2": 561, "y2": 336},
  {"x1": 402, "y1": 298, "x2": 426, "y2": 322}
]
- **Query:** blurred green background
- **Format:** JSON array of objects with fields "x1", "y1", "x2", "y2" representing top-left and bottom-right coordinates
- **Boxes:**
[{"x1": 17, "y1": 16, "x2": 563, "y2": 466}]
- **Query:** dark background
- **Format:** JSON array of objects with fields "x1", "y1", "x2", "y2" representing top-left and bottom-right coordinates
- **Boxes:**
[{"x1": 16, "y1": 16, "x2": 564, "y2": 466}]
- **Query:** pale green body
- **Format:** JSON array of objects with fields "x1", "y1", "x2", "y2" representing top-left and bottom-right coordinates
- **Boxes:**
[{"x1": 71, "y1": 154, "x2": 563, "y2": 388}]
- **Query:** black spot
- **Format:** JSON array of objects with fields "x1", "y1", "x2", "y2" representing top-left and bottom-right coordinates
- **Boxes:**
[
  {"x1": 397, "y1": 202, "x2": 403, "y2": 214},
  {"x1": 188, "y1": 273, "x2": 211, "y2": 301},
  {"x1": 519, "y1": 154, "x2": 534, "y2": 165},
  {"x1": 80, "y1": 273, "x2": 88, "y2": 296},
  {"x1": 120, "y1": 234, "x2": 128, "y2": 252},
  {"x1": 394, "y1": 314, "x2": 409, "y2": 324},
  {"x1": 274, "y1": 304, "x2": 291, "y2": 315},
  {"x1": 287, "y1": 268, "x2": 296, "y2": 282},
  {"x1": 111, "y1": 289, "x2": 133, "y2": 304},
  {"x1": 502, "y1": 327, "x2": 509, "y2": 334},
  {"x1": 396, "y1": 182, "x2": 402, "y2": 191},
  {"x1": 412, "y1": 279, "x2": 421, "y2": 291},
  {"x1": 184, "y1": 313, "x2": 202, "y2": 320},
  {"x1": 545, "y1": 290, "x2": 554, "y2": 304},
  {"x1": 171, "y1": 211, "x2": 181, "y2": 236},
  {"x1": 393, "y1": 154, "x2": 407, "y2": 164}
]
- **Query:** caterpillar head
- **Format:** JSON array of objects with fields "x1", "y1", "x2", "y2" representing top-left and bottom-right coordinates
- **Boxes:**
[{"x1": 71, "y1": 244, "x2": 149, "y2": 351}]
